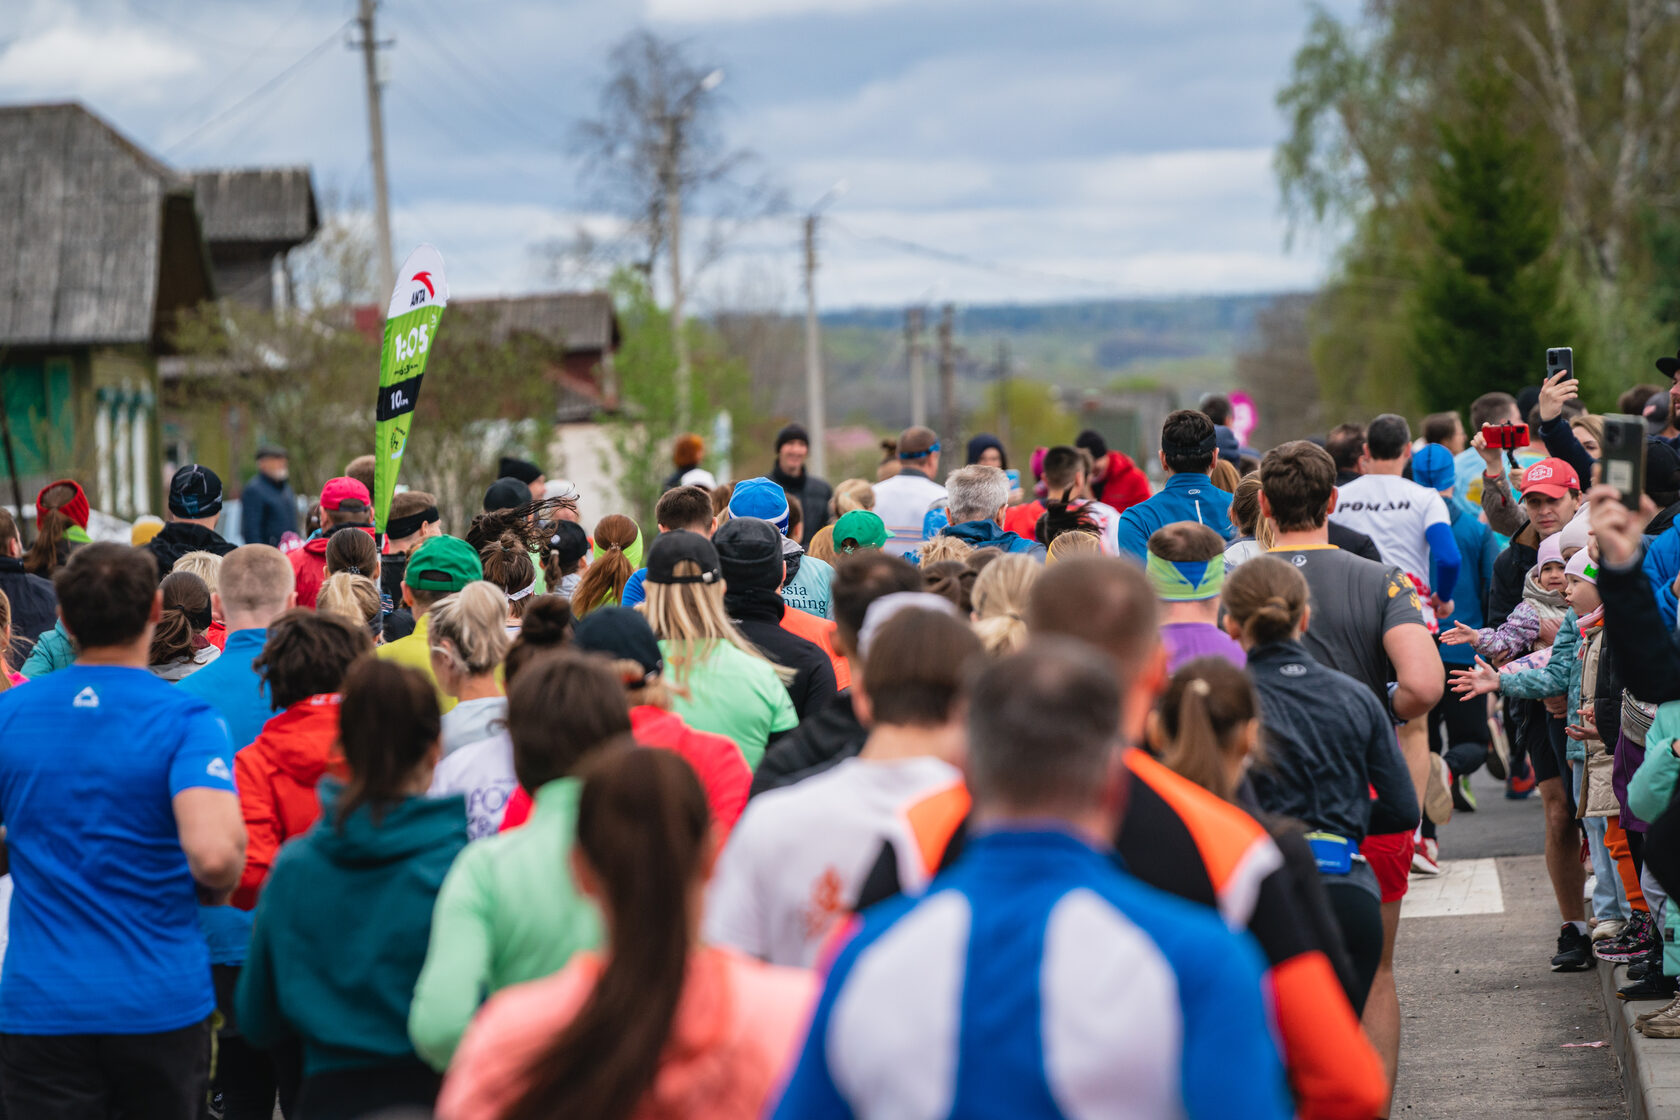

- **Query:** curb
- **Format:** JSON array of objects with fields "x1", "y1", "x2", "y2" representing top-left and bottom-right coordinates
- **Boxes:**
[{"x1": 1597, "y1": 958, "x2": 1680, "y2": 1120}]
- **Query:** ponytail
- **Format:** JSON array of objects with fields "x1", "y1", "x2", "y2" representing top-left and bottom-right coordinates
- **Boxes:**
[
  {"x1": 970, "y1": 553, "x2": 1040, "y2": 655},
  {"x1": 570, "y1": 515, "x2": 640, "y2": 617},
  {"x1": 1220, "y1": 555, "x2": 1308, "y2": 646},
  {"x1": 0, "y1": 588, "x2": 13, "y2": 691},
  {"x1": 148, "y1": 570, "x2": 211, "y2": 667},
  {"x1": 503, "y1": 747, "x2": 709, "y2": 1120},
  {"x1": 426, "y1": 580, "x2": 511, "y2": 677},
  {"x1": 23, "y1": 508, "x2": 72, "y2": 578},
  {"x1": 1155, "y1": 658, "x2": 1259, "y2": 801}
]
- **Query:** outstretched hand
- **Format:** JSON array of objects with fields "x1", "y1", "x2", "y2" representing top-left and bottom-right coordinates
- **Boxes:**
[
  {"x1": 1538, "y1": 369, "x2": 1579, "y2": 423},
  {"x1": 1449, "y1": 656, "x2": 1501, "y2": 698},
  {"x1": 1440, "y1": 621, "x2": 1478, "y2": 646}
]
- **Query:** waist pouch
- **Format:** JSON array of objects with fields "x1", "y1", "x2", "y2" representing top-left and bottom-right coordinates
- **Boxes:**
[
  {"x1": 1624, "y1": 692, "x2": 1658, "y2": 746},
  {"x1": 1306, "y1": 831, "x2": 1358, "y2": 875}
]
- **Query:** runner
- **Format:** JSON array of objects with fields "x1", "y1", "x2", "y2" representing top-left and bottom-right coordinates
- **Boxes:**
[
  {"x1": 571, "y1": 515, "x2": 643, "y2": 615},
  {"x1": 0, "y1": 509, "x2": 54, "y2": 667},
  {"x1": 24, "y1": 479, "x2": 93, "y2": 578},
  {"x1": 146, "y1": 465, "x2": 238, "y2": 572},
  {"x1": 714, "y1": 517, "x2": 838, "y2": 720},
  {"x1": 1115, "y1": 410, "x2": 1235, "y2": 558},
  {"x1": 934, "y1": 465, "x2": 1046, "y2": 557},
  {"x1": 426, "y1": 582, "x2": 512, "y2": 755},
  {"x1": 289, "y1": 476, "x2": 375, "y2": 609},
  {"x1": 1147, "y1": 522, "x2": 1246, "y2": 672},
  {"x1": 871, "y1": 426, "x2": 947, "y2": 558},
  {"x1": 970, "y1": 553, "x2": 1040, "y2": 654},
  {"x1": 622, "y1": 486, "x2": 716, "y2": 607},
  {"x1": 377, "y1": 535, "x2": 485, "y2": 709}
]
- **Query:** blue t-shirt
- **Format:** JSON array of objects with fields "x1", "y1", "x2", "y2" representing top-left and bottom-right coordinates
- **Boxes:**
[
  {"x1": 783, "y1": 555, "x2": 834, "y2": 619},
  {"x1": 0, "y1": 666, "x2": 237, "y2": 1033}
]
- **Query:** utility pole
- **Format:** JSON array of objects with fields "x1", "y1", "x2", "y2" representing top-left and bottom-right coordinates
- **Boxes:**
[
  {"x1": 802, "y1": 213, "x2": 827, "y2": 479},
  {"x1": 356, "y1": 0, "x2": 395, "y2": 300},
  {"x1": 906, "y1": 307, "x2": 925, "y2": 428},
  {"x1": 994, "y1": 338, "x2": 1012, "y2": 449},
  {"x1": 937, "y1": 303, "x2": 956, "y2": 460},
  {"x1": 665, "y1": 130, "x2": 690, "y2": 430}
]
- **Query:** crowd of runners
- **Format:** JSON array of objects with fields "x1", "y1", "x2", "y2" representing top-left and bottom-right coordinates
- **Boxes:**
[{"x1": 4, "y1": 360, "x2": 1680, "y2": 1119}]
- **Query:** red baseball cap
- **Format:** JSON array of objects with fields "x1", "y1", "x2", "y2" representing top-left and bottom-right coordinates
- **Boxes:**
[
  {"x1": 1519, "y1": 457, "x2": 1580, "y2": 499},
  {"x1": 320, "y1": 476, "x2": 372, "y2": 512}
]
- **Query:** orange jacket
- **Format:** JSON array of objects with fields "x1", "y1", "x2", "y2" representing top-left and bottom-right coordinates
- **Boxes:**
[
  {"x1": 780, "y1": 606, "x2": 850, "y2": 690},
  {"x1": 231, "y1": 694, "x2": 346, "y2": 910}
]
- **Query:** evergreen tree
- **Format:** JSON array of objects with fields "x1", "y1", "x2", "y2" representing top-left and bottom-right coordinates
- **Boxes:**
[{"x1": 1406, "y1": 73, "x2": 1571, "y2": 413}]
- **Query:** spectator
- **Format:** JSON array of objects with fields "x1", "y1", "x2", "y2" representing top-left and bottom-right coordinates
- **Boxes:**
[
  {"x1": 769, "y1": 423, "x2": 833, "y2": 546},
  {"x1": 1422, "y1": 411, "x2": 1467, "y2": 454},
  {"x1": 1115, "y1": 410, "x2": 1236, "y2": 558},
  {"x1": 0, "y1": 508, "x2": 55, "y2": 668},
  {"x1": 0, "y1": 543, "x2": 244, "y2": 1117},
  {"x1": 241, "y1": 446, "x2": 296, "y2": 547},
  {"x1": 1456, "y1": 391, "x2": 1522, "y2": 508},
  {"x1": 664, "y1": 432, "x2": 706, "y2": 491},
  {"x1": 872, "y1": 426, "x2": 947, "y2": 558},
  {"x1": 290, "y1": 477, "x2": 376, "y2": 610},
  {"x1": 1075, "y1": 428, "x2": 1152, "y2": 512},
  {"x1": 146, "y1": 465, "x2": 238, "y2": 573},
  {"x1": 237, "y1": 659, "x2": 466, "y2": 1116}
]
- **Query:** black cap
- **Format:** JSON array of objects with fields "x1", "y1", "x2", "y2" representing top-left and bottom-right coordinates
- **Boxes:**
[
  {"x1": 645, "y1": 530, "x2": 722, "y2": 586},
  {"x1": 168, "y1": 464, "x2": 223, "y2": 519},
  {"x1": 498, "y1": 456, "x2": 542, "y2": 485},
  {"x1": 714, "y1": 516, "x2": 784, "y2": 592},
  {"x1": 775, "y1": 423, "x2": 810, "y2": 452},
  {"x1": 547, "y1": 519, "x2": 589, "y2": 567},
  {"x1": 1074, "y1": 429, "x2": 1108, "y2": 460},
  {"x1": 573, "y1": 606, "x2": 663, "y2": 680},
  {"x1": 484, "y1": 477, "x2": 530, "y2": 513},
  {"x1": 1647, "y1": 438, "x2": 1680, "y2": 498}
]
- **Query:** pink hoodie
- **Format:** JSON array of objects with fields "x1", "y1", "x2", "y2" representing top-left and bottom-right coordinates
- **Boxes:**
[{"x1": 437, "y1": 946, "x2": 816, "y2": 1120}]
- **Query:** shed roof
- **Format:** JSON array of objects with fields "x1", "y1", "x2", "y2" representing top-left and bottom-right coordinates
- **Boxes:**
[
  {"x1": 0, "y1": 102, "x2": 211, "y2": 348},
  {"x1": 191, "y1": 166, "x2": 319, "y2": 245}
]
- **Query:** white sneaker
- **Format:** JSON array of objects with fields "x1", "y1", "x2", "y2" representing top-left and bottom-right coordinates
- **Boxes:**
[
  {"x1": 1424, "y1": 755, "x2": 1453, "y2": 825},
  {"x1": 1591, "y1": 919, "x2": 1626, "y2": 943}
]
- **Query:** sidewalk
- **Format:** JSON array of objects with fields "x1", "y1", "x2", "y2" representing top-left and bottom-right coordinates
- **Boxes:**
[{"x1": 1599, "y1": 960, "x2": 1680, "y2": 1119}]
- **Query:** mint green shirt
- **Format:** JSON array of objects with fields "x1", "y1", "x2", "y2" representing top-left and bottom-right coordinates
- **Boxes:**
[
  {"x1": 662, "y1": 639, "x2": 798, "y2": 769},
  {"x1": 407, "y1": 778, "x2": 601, "y2": 1070}
]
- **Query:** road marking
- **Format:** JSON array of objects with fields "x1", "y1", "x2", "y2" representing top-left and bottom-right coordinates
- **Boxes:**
[{"x1": 1401, "y1": 857, "x2": 1504, "y2": 918}]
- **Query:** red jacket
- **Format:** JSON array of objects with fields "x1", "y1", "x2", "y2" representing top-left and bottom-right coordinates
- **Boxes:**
[
  {"x1": 501, "y1": 705, "x2": 751, "y2": 842},
  {"x1": 289, "y1": 526, "x2": 377, "y2": 609},
  {"x1": 1001, "y1": 500, "x2": 1045, "y2": 540},
  {"x1": 1091, "y1": 450, "x2": 1151, "y2": 513},
  {"x1": 231, "y1": 694, "x2": 345, "y2": 910}
]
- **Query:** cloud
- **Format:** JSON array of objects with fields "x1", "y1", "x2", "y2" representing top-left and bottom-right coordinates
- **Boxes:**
[
  {"x1": 647, "y1": 0, "x2": 909, "y2": 23},
  {"x1": 0, "y1": 24, "x2": 200, "y2": 100}
]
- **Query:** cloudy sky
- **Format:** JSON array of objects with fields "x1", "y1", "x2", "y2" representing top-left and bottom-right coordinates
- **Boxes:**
[{"x1": 0, "y1": 0, "x2": 1357, "y2": 309}]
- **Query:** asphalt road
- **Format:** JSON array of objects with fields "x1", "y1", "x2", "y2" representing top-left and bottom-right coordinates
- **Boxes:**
[{"x1": 1390, "y1": 767, "x2": 1626, "y2": 1117}]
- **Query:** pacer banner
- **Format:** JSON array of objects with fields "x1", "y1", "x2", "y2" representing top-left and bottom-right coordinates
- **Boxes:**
[{"x1": 373, "y1": 244, "x2": 449, "y2": 532}]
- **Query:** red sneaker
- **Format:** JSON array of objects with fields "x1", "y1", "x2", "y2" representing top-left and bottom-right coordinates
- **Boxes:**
[{"x1": 1506, "y1": 758, "x2": 1537, "y2": 800}]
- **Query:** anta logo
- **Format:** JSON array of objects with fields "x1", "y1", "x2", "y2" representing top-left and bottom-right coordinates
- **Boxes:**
[
  {"x1": 206, "y1": 757, "x2": 232, "y2": 782},
  {"x1": 1280, "y1": 663, "x2": 1307, "y2": 676},
  {"x1": 72, "y1": 686, "x2": 98, "y2": 709},
  {"x1": 412, "y1": 270, "x2": 435, "y2": 298},
  {"x1": 1336, "y1": 500, "x2": 1416, "y2": 513}
]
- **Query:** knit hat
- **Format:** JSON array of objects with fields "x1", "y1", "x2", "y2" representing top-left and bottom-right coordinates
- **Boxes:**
[
  {"x1": 573, "y1": 606, "x2": 663, "y2": 681},
  {"x1": 497, "y1": 457, "x2": 543, "y2": 486},
  {"x1": 966, "y1": 433, "x2": 1007, "y2": 469},
  {"x1": 36, "y1": 479, "x2": 90, "y2": 529},
  {"x1": 1412, "y1": 443, "x2": 1456, "y2": 492},
  {"x1": 1565, "y1": 548, "x2": 1597, "y2": 584},
  {"x1": 1556, "y1": 513, "x2": 1591, "y2": 557},
  {"x1": 483, "y1": 477, "x2": 530, "y2": 513},
  {"x1": 775, "y1": 424, "x2": 810, "y2": 453},
  {"x1": 728, "y1": 477, "x2": 790, "y2": 534},
  {"x1": 833, "y1": 509, "x2": 890, "y2": 552},
  {"x1": 130, "y1": 514, "x2": 165, "y2": 546},
  {"x1": 168, "y1": 465, "x2": 224, "y2": 519},
  {"x1": 404, "y1": 535, "x2": 483, "y2": 593},
  {"x1": 1537, "y1": 534, "x2": 1564, "y2": 569},
  {"x1": 1645, "y1": 439, "x2": 1680, "y2": 498},
  {"x1": 1074, "y1": 430, "x2": 1109, "y2": 461},
  {"x1": 645, "y1": 530, "x2": 722, "y2": 586},
  {"x1": 714, "y1": 517, "x2": 784, "y2": 592}
]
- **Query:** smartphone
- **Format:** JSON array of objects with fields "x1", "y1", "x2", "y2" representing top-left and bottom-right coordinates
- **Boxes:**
[
  {"x1": 1481, "y1": 423, "x2": 1530, "y2": 450},
  {"x1": 1601, "y1": 413, "x2": 1646, "y2": 508},
  {"x1": 1546, "y1": 346, "x2": 1573, "y2": 384}
]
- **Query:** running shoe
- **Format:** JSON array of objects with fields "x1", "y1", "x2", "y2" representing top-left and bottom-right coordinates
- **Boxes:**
[
  {"x1": 1486, "y1": 714, "x2": 1510, "y2": 781},
  {"x1": 1411, "y1": 837, "x2": 1441, "y2": 876},
  {"x1": 1451, "y1": 774, "x2": 1478, "y2": 813},
  {"x1": 1591, "y1": 919, "x2": 1627, "y2": 944},
  {"x1": 1506, "y1": 757, "x2": 1536, "y2": 800},
  {"x1": 1551, "y1": 924, "x2": 1594, "y2": 972},
  {"x1": 1597, "y1": 911, "x2": 1660, "y2": 964},
  {"x1": 1425, "y1": 755, "x2": 1454, "y2": 825},
  {"x1": 1619, "y1": 968, "x2": 1677, "y2": 1001}
]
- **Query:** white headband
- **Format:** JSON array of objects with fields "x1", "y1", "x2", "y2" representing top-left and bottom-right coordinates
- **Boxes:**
[
  {"x1": 858, "y1": 592, "x2": 963, "y2": 661},
  {"x1": 508, "y1": 579, "x2": 537, "y2": 601}
]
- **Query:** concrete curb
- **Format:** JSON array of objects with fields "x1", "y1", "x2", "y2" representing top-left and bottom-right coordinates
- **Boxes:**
[{"x1": 1597, "y1": 959, "x2": 1680, "y2": 1119}]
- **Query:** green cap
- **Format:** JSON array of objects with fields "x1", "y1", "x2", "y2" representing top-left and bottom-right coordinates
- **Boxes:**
[
  {"x1": 404, "y1": 535, "x2": 483, "y2": 592},
  {"x1": 833, "y1": 510, "x2": 891, "y2": 553}
]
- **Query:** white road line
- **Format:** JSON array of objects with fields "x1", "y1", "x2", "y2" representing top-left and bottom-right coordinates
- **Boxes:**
[{"x1": 1401, "y1": 857, "x2": 1504, "y2": 918}]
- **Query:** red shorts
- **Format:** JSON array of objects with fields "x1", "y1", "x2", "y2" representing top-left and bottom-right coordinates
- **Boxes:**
[{"x1": 1362, "y1": 831, "x2": 1412, "y2": 903}]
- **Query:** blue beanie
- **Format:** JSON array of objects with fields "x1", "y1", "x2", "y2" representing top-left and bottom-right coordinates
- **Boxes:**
[
  {"x1": 1412, "y1": 442, "x2": 1456, "y2": 493},
  {"x1": 728, "y1": 476, "x2": 790, "y2": 534}
]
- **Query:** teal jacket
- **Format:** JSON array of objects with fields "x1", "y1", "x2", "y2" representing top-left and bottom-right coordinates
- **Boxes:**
[
  {"x1": 19, "y1": 622, "x2": 74, "y2": 679},
  {"x1": 238, "y1": 780, "x2": 468, "y2": 1076},
  {"x1": 1498, "y1": 607, "x2": 1586, "y2": 762},
  {"x1": 1630, "y1": 703, "x2": 1680, "y2": 826}
]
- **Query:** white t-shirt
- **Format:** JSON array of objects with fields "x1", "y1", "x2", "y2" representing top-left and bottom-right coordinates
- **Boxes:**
[
  {"x1": 428, "y1": 730, "x2": 516, "y2": 840},
  {"x1": 703, "y1": 755, "x2": 963, "y2": 968},
  {"x1": 1328, "y1": 473, "x2": 1450, "y2": 582},
  {"x1": 872, "y1": 471, "x2": 948, "y2": 558},
  {"x1": 441, "y1": 696, "x2": 507, "y2": 758}
]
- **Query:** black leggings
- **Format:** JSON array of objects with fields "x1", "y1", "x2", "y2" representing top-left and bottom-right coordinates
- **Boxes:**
[{"x1": 1323, "y1": 877, "x2": 1384, "y2": 1016}]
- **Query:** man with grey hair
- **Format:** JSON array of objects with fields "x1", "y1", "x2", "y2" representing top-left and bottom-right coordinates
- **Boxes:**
[
  {"x1": 770, "y1": 637, "x2": 1292, "y2": 1120},
  {"x1": 937, "y1": 464, "x2": 1046, "y2": 559}
]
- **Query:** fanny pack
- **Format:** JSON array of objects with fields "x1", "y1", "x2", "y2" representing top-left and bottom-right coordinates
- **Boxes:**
[{"x1": 1305, "y1": 831, "x2": 1360, "y2": 876}]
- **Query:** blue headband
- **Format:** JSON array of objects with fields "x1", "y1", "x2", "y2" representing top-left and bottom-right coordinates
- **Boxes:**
[{"x1": 899, "y1": 441, "x2": 941, "y2": 461}]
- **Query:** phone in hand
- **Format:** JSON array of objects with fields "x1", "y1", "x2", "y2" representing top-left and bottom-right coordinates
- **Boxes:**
[
  {"x1": 1546, "y1": 346, "x2": 1573, "y2": 384},
  {"x1": 1481, "y1": 423, "x2": 1530, "y2": 450},
  {"x1": 1601, "y1": 413, "x2": 1646, "y2": 508}
]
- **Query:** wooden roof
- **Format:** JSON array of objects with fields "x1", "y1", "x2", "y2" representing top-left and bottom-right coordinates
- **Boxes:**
[
  {"x1": 0, "y1": 102, "x2": 213, "y2": 348},
  {"x1": 191, "y1": 167, "x2": 318, "y2": 246},
  {"x1": 452, "y1": 292, "x2": 621, "y2": 353}
]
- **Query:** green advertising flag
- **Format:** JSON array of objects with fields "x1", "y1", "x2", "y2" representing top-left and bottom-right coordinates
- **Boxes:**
[{"x1": 373, "y1": 244, "x2": 449, "y2": 532}]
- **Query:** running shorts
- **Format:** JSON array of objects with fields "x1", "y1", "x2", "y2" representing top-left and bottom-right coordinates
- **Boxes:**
[{"x1": 1361, "y1": 831, "x2": 1412, "y2": 903}]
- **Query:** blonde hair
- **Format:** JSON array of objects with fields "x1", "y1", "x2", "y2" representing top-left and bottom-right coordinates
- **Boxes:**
[
  {"x1": 172, "y1": 550, "x2": 223, "y2": 595},
  {"x1": 806, "y1": 524, "x2": 837, "y2": 565},
  {"x1": 641, "y1": 561, "x2": 788, "y2": 689},
  {"x1": 1209, "y1": 459, "x2": 1242, "y2": 494},
  {"x1": 1231, "y1": 475, "x2": 1275, "y2": 549},
  {"x1": 832, "y1": 478, "x2": 875, "y2": 516},
  {"x1": 317, "y1": 573, "x2": 381, "y2": 631},
  {"x1": 918, "y1": 534, "x2": 973, "y2": 566},
  {"x1": 427, "y1": 580, "x2": 512, "y2": 677},
  {"x1": 605, "y1": 657, "x2": 674, "y2": 711},
  {"x1": 1046, "y1": 530, "x2": 1101, "y2": 564},
  {"x1": 218, "y1": 544, "x2": 295, "y2": 614},
  {"x1": 0, "y1": 588, "x2": 12, "y2": 690},
  {"x1": 970, "y1": 553, "x2": 1041, "y2": 655}
]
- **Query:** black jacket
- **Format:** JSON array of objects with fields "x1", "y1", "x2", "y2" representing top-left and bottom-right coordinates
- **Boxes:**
[
  {"x1": 1600, "y1": 552, "x2": 1680, "y2": 703},
  {"x1": 728, "y1": 589, "x2": 838, "y2": 722},
  {"x1": 240, "y1": 472, "x2": 296, "y2": 547},
  {"x1": 749, "y1": 690, "x2": 866, "y2": 798},
  {"x1": 1327, "y1": 521, "x2": 1382, "y2": 565},
  {"x1": 1487, "y1": 524, "x2": 1541, "y2": 629},
  {"x1": 770, "y1": 464, "x2": 833, "y2": 547},
  {"x1": 144, "y1": 522, "x2": 237, "y2": 577},
  {"x1": 0, "y1": 557, "x2": 57, "y2": 667}
]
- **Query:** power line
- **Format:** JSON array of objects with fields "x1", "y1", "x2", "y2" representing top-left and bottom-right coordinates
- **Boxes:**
[
  {"x1": 163, "y1": 20, "x2": 352, "y2": 156},
  {"x1": 124, "y1": 0, "x2": 325, "y2": 53},
  {"x1": 401, "y1": 9, "x2": 566, "y2": 150},
  {"x1": 162, "y1": 0, "x2": 329, "y2": 140},
  {"x1": 827, "y1": 219, "x2": 1131, "y2": 294}
]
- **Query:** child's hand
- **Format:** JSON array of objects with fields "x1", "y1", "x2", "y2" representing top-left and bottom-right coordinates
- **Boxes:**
[
  {"x1": 1565, "y1": 724, "x2": 1593, "y2": 741},
  {"x1": 1450, "y1": 657, "x2": 1501, "y2": 698},
  {"x1": 1440, "y1": 621, "x2": 1477, "y2": 645},
  {"x1": 1543, "y1": 695, "x2": 1568, "y2": 718}
]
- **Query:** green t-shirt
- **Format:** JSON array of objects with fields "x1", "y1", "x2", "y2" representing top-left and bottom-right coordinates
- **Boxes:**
[{"x1": 662, "y1": 639, "x2": 798, "y2": 769}]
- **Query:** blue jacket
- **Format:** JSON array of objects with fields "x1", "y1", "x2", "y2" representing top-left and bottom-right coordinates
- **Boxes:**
[
  {"x1": 1115, "y1": 473, "x2": 1234, "y2": 559},
  {"x1": 1644, "y1": 525, "x2": 1680, "y2": 629},
  {"x1": 771, "y1": 828, "x2": 1290, "y2": 1120},
  {"x1": 19, "y1": 622, "x2": 74, "y2": 679},
  {"x1": 241, "y1": 472, "x2": 296, "y2": 547},
  {"x1": 942, "y1": 519, "x2": 1047, "y2": 560},
  {"x1": 1499, "y1": 607, "x2": 1586, "y2": 761},
  {"x1": 1438, "y1": 503, "x2": 1499, "y2": 667}
]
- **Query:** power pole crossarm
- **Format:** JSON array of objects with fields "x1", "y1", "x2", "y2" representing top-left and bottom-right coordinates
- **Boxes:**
[
  {"x1": 803, "y1": 213, "x2": 827, "y2": 479},
  {"x1": 357, "y1": 0, "x2": 396, "y2": 300}
]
